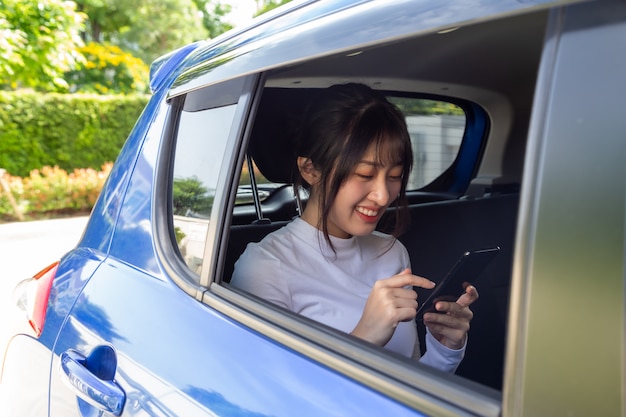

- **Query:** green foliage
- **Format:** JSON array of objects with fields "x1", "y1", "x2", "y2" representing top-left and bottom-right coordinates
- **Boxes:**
[
  {"x1": 122, "y1": 0, "x2": 209, "y2": 64},
  {"x1": 0, "y1": 14, "x2": 23, "y2": 82},
  {"x1": 2, "y1": 0, "x2": 237, "y2": 93},
  {"x1": 390, "y1": 97, "x2": 465, "y2": 116},
  {"x1": 192, "y1": 0, "x2": 233, "y2": 39},
  {"x1": 0, "y1": 91, "x2": 149, "y2": 177},
  {"x1": 77, "y1": 0, "x2": 209, "y2": 65},
  {"x1": 172, "y1": 176, "x2": 214, "y2": 216},
  {"x1": 66, "y1": 42, "x2": 149, "y2": 94},
  {"x1": 254, "y1": 0, "x2": 292, "y2": 16},
  {"x1": 0, "y1": 163, "x2": 112, "y2": 220},
  {"x1": 75, "y1": 0, "x2": 135, "y2": 43},
  {"x1": 0, "y1": 0, "x2": 85, "y2": 92},
  {"x1": 174, "y1": 226, "x2": 186, "y2": 244}
]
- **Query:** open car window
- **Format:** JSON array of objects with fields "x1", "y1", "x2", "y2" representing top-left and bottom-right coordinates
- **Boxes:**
[
  {"x1": 210, "y1": 77, "x2": 503, "y2": 417},
  {"x1": 180, "y1": 8, "x2": 530, "y2": 415},
  {"x1": 233, "y1": 90, "x2": 473, "y2": 220}
]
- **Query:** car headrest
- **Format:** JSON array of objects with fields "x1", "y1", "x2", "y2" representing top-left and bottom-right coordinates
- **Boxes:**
[{"x1": 248, "y1": 88, "x2": 316, "y2": 184}]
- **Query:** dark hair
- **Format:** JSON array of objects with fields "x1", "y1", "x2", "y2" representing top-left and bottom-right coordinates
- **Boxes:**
[{"x1": 294, "y1": 83, "x2": 413, "y2": 248}]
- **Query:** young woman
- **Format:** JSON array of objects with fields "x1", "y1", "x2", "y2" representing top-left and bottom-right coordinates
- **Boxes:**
[{"x1": 231, "y1": 83, "x2": 478, "y2": 372}]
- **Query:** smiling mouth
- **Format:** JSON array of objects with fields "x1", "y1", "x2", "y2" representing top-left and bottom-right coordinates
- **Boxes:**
[{"x1": 356, "y1": 206, "x2": 379, "y2": 218}]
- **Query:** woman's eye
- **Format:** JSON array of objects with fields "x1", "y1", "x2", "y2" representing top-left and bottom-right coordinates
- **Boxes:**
[
  {"x1": 356, "y1": 173, "x2": 373, "y2": 179},
  {"x1": 388, "y1": 172, "x2": 403, "y2": 181}
]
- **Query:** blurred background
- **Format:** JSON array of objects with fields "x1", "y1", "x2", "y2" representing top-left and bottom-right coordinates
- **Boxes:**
[
  {"x1": 0, "y1": 0, "x2": 292, "y2": 349},
  {"x1": 0, "y1": 0, "x2": 292, "y2": 224}
]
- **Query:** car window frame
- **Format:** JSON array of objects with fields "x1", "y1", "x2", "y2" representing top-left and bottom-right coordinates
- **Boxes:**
[
  {"x1": 155, "y1": 71, "x2": 503, "y2": 415},
  {"x1": 199, "y1": 74, "x2": 503, "y2": 416},
  {"x1": 156, "y1": 18, "x2": 502, "y2": 417},
  {"x1": 154, "y1": 74, "x2": 260, "y2": 297}
]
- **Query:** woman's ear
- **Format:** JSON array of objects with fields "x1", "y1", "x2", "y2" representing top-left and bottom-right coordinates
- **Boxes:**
[{"x1": 297, "y1": 157, "x2": 321, "y2": 185}]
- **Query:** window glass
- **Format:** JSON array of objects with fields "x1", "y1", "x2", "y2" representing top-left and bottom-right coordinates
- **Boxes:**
[
  {"x1": 389, "y1": 97, "x2": 466, "y2": 190},
  {"x1": 172, "y1": 103, "x2": 237, "y2": 276}
]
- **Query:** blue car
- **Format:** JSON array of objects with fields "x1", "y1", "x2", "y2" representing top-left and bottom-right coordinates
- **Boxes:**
[{"x1": 2, "y1": 0, "x2": 625, "y2": 416}]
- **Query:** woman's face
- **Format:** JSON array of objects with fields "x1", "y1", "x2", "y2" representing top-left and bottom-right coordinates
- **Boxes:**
[{"x1": 325, "y1": 144, "x2": 404, "y2": 239}]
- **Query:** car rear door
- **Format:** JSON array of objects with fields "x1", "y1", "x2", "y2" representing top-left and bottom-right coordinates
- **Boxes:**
[
  {"x1": 46, "y1": 73, "x2": 433, "y2": 416},
  {"x1": 503, "y1": 1, "x2": 626, "y2": 415}
]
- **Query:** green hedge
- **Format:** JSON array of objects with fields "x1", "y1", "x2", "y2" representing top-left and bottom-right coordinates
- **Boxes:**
[{"x1": 0, "y1": 91, "x2": 149, "y2": 177}]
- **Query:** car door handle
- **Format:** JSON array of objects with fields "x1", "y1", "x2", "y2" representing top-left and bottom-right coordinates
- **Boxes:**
[{"x1": 60, "y1": 347, "x2": 126, "y2": 416}]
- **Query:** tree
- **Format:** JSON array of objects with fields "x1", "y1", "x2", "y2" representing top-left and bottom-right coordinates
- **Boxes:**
[
  {"x1": 173, "y1": 176, "x2": 213, "y2": 216},
  {"x1": 390, "y1": 97, "x2": 464, "y2": 116},
  {"x1": 56, "y1": 0, "x2": 234, "y2": 94},
  {"x1": 254, "y1": 0, "x2": 292, "y2": 16},
  {"x1": 0, "y1": 15, "x2": 23, "y2": 84},
  {"x1": 65, "y1": 42, "x2": 149, "y2": 94},
  {"x1": 0, "y1": 0, "x2": 85, "y2": 92},
  {"x1": 75, "y1": 0, "x2": 135, "y2": 44},
  {"x1": 192, "y1": 0, "x2": 233, "y2": 39},
  {"x1": 76, "y1": 0, "x2": 209, "y2": 65},
  {"x1": 121, "y1": 0, "x2": 209, "y2": 64}
]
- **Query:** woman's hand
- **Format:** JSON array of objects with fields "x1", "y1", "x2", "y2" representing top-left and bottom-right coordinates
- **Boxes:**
[
  {"x1": 423, "y1": 284, "x2": 479, "y2": 350},
  {"x1": 351, "y1": 269, "x2": 434, "y2": 346}
]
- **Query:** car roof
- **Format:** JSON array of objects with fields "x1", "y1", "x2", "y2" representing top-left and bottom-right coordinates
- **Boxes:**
[{"x1": 166, "y1": 0, "x2": 573, "y2": 98}]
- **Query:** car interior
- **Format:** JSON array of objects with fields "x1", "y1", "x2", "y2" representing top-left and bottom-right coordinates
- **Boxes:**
[
  {"x1": 211, "y1": 8, "x2": 549, "y2": 391},
  {"x1": 222, "y1": 86, "x2": 517, "y2": 389}
]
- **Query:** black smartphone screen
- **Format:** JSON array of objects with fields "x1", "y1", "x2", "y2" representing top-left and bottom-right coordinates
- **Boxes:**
[{"x1": 416, "y1": 247, "x2": 500, "y2": 318}]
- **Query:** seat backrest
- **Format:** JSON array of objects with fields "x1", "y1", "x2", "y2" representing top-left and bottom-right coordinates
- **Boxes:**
[
  {"x1": 399, "y1": 193, "x2": 519, "y2": 390},
  {"x1": 248, "y1": 88, "x2": 318, "y2": 184}
]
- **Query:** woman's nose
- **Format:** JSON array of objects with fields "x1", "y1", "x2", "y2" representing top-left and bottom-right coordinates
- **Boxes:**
[{"x1": 369, "y1": 179, "x2": 390, "y2": 206}]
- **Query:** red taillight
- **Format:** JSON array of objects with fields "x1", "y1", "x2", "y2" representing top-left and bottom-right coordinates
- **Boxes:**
[{"x1": 14, "y1": 261, "x2": 59, "y2": 337}]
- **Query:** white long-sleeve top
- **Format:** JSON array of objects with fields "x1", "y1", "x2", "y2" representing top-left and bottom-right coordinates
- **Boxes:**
[{"x1": 231, "y1": 217, "x2": 464, "y2": 373}]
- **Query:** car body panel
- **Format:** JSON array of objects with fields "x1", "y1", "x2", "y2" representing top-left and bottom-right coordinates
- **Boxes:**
[
  {"x1": 170, "y1": 0, "x2": 577, "y2": 98},
  {"x1": 78, "y1": 89, "x2": 168, "y2": 258},
  {"x1": 0, "y1": 249, "x2": 103, "y2": 416},
  {"x1": 505, "y1": 2, "x2": 626, "y2": 415},
  {"x1": 107, "y1": 97, "x2": 170, "y2": 277},
  {"x1": 48, "y1": 258, "x2": 424, "y2": 417},
  {"x1": 2, "y1": 0, "x2": 625, "y2": 416}
]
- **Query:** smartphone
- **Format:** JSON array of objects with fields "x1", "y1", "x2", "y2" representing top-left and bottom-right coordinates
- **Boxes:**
[{"x1": 416, "y1": 246, "x2": 500, "y2": 318}]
